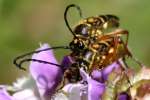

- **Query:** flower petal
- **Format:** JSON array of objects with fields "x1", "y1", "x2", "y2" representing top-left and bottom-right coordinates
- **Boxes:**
[
  {"x1": 102, "y1": 62, "x2": 120, "y2": 81},
  {"x1": 61, "y1": 55, "x2": 74, "y2": 71},
  {"x1": 13, "y1": 89, "x2": 39, "y2": 100},
  {"x1": 91, "y1": 70, "x2": 102, "y2": 82},
  {"x1": 62, "y1": 83, "x2": 86, "y2": 100},
  {"x1": 0, "y1": 88, "x2": 13, "y2": 100},
  {"x1": 29, "y1": 43, "x2": 63, "y2": 99},
  {"x1": 80, "y1": 68, "x2": 105, "y2": 100},
  {"x1": 90, "y1": 62, "x2": 120, "y2": 83},
  {"x1": 88, "y1": 78, "x2": 105, "y2": 100}
]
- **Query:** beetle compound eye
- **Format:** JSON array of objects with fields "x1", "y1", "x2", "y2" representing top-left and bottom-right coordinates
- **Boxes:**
[
  {"x1": 69, "y1": 39, "x2": 85, "y2": 52},
  {"x1": 78, "y1": 41, "x2": 85, "y2": 49},
  {"x1": 74, "y1": 24, "x2": 89, "y2": 37}
]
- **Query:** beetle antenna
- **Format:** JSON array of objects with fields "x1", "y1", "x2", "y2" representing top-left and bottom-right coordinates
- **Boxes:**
[
  {"x1": 64, "y1": 4, "x2": 83, "y2": 37},
  {"x1": 13, "y1": 46, "x2": 70, "y2": 70},
  {"x1": 16, "y1": 58, "x2": 64, "y2": 71}
]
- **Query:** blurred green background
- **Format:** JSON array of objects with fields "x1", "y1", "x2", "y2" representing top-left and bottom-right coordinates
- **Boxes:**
[{"x1": 0, "y1": 0, "x2": 150, "y2": 84}]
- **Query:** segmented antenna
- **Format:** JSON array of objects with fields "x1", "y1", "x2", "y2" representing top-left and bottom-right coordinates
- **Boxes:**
[
  {"x1": 13, "y1": 46, "x2": 70, "y2": 70},
  {"x1": 64, "y1": 4, "x2": 83, "y2": 37}
]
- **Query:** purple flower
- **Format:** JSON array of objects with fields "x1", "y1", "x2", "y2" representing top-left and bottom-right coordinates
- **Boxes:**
[
  {"x1": 0, "y1": 43, "x2": 63, "y2": 100},
  {"x1": 61, "y1": 55, "x2": 74, "y2": 70},
  {"x1": 0, "y1": 43, "x2": 128, "y2": 100},
  {"x1": 79, "y1": 68, "x2": 105, "y2": 100},
  {"x1": 91, "y1": 62, "x2": 120, "y2": 82},
  {"x1": 0, "y1": 88, "x2": 13, "y2": 100},
  {"x1": 29, "y1": 44, "x2": 63, "y2": 99},
  {"x1": 80, "y1": 62, "x2": 121, "y2": 100}
]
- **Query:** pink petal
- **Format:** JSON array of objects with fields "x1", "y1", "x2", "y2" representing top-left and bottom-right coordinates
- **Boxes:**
[
  {"x1": 0, "y1": 89, "x2": 13, "y2": 100},
  {"x1": 80, "y1": 68, "x2": 105, "y2": 100},
  {"x1": 29, "y1": 44, "x2": 63, "y2": 99},
  {"x1": 88, "y1": 78, "x2": 105, "y2": 100},
  {"x1": 13, "y1": 89, "x2": 39, "y2": 100},
  {"x1": 102, "y1": 62, "x2": 120, "y2": 81}
]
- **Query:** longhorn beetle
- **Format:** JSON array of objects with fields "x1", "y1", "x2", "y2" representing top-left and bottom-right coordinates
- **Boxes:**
[{"x1": 13, "y1": 4, "x2": 143, "y2": 84}]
